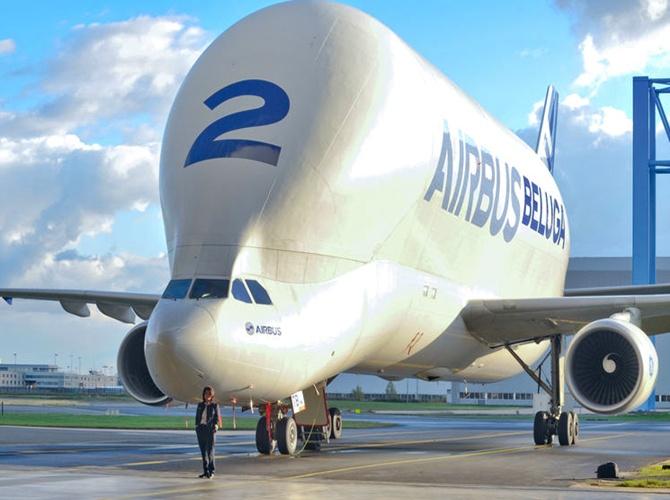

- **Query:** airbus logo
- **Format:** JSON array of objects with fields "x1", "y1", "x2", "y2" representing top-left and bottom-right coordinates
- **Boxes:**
[
  {"x1": 245, "y1": 322, "x2": 255, "y2": 335},
  {"x1": 245, "y1": 322, "x2": 282, "y2": 336}
]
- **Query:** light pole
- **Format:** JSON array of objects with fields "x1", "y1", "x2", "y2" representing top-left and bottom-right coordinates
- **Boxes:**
[
  {"x1": 13, "y1": 353, "x2": 16, "y2": 366},
  {"x1": 54, "y1": 353, "x2": 58, "y2": 368}
]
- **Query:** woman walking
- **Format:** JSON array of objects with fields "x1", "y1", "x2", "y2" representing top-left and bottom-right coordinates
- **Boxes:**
[{"x1": 195, "y1": 386, "x2": 222, "y2": 478}]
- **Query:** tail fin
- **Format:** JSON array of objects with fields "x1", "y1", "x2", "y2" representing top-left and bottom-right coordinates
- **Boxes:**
[{"x1": 536, "y1": 85, "x2": 559, "y2": 174}]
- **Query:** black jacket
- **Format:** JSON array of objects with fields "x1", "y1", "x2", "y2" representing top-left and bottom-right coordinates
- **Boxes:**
[{"x1": 195, "y1": 402, "x2": 221, "y2": 431}]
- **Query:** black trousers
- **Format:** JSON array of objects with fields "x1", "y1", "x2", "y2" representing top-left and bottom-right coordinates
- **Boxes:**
[{"x1": 196, "y1": 425, "x2": 216, "y2": 474}]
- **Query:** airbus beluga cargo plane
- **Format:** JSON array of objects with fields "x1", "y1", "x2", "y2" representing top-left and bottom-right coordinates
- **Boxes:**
[{"x1": 2, "y1": 1, "x2": 669, "y2": 454}]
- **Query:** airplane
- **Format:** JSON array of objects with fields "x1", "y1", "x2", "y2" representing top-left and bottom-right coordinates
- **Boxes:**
[{"x1": 2, "y1": 0, "x2": 669, "y2": 456}]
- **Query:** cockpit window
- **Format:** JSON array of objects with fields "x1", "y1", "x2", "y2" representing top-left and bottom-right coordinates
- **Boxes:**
[
  {"x1": 245, "y1": 280, "x2": 272, "y2": 305},
  {"x1": 190, "y1": 279, "x2": 230, "y2": 299},
  {"x1": 162, "y1": 279, "x2": 192, "y2": 300},
  {"x1": 231, "y1": 279, "x2": 252, "y2": 303}
]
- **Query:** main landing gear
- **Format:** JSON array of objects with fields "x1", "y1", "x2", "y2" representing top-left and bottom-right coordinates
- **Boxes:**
[
  {"x1": 505, "y1": 335, "x2": 579, "y2": 447},
  {"x1": 255, "y1": 402, "x2": 343, "y2": 455}
]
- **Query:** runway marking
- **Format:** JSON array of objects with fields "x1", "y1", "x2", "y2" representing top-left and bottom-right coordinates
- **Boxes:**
[
  {"x1": 286, "y1": 445, "x2": 532, "y2": 479},
  {"x1": 326, "y1": 430, "x2": 527, "y2": 451},
  {"x1": 340, "y1": 428, "x2": 467, "y2": 439},
  {"x1": 285, "y1": 432, "x2": 636, "y2": 480},
  {"x1": 119, "y1": 452, "x2": 252, "y2": 467}
]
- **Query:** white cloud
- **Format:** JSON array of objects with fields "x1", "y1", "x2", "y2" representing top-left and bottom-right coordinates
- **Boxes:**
[
  {"x1": 646, "y1": 0, "x2": 669, "y2": 21},
  {"x1": 574, "y1": 28, "x2": 670, "y2": 90},
  {"x1": 587, "y1": 106, "x2": 632, "y2": 137},
  {"x1": 0, "y1": 133, "x2": 161, "y2": 283},
  {"x1": 42, "y1": 16, "x2": 207, "y2": 128},
  {"x1": 0, "y1": 38, "x2": 15, "y2": 55},
  {"x1": 556, "y1": 0, "x2": 670, "y2": 91},
  {"x1": 562, "y1": 93, "x2": 589, "y2": 110},
  {"x1": 0, "y1": 16, "x2": 208, "y2": 138},
  {"x1": 527, "y1": 100, "x2": 544, "y2": 126},
  {"x1": 0, "y1": 15, "x2": 207, "y2": 287}
]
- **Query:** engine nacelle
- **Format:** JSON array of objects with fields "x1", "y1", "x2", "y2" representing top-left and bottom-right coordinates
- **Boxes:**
[
  {"x1": 565, "y1": 318, "x2": 658, "y2": 414},
  {"x1": 117, "y1": 322, "x2": 172, "y2": 406}
]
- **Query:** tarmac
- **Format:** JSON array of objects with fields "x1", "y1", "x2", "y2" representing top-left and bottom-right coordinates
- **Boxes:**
[{"x1": 1, "y1": 411, "x2": 670, "y2": 498}]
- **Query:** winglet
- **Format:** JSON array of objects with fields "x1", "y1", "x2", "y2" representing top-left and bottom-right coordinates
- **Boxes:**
[
  {"x1": 536, "y1": 85, "x2": 559, "y2": 175},
  {"x1": 2, "y1": 297, "x2": 13, "y2": 305}
]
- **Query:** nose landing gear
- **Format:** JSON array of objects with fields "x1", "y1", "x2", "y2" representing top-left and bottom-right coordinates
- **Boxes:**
[
  {"x1": 255, "y1": 402, "x2": 298, "y2": 455},
  {"x1": 254, "y1": 397, "x2": 343, "y2": 455}
]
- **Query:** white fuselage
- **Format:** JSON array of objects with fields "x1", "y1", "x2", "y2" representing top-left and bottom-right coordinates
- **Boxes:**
[{"x1": 144, "y1": 1, "x2": 570, "y2": 404}]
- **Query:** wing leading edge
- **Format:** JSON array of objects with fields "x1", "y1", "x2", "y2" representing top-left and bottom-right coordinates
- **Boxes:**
[
  {"x1": 462, "y1": 294, "x2": 670, "y2": 347},
  {"x1": 0, "y1": 288, "x2": 160, "y2": 324}
]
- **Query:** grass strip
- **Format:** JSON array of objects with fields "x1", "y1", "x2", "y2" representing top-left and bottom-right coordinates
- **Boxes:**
[
  {"x1": 0, "y1": 412, "x2": 393, "y2": 431},
  {"x1": 617, "y1": 461, "x2": 670, "y2": 488}
]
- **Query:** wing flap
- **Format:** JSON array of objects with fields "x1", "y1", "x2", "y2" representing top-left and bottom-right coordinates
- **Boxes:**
[
  {"x1": 463, "y1": 294, "x2": 670, "y2": 346},
  {"x1": 97, "y1": 302, "x2": 136, "y2": 324},
  {"x1": 0, "y1": 288, "x2": 160, "y2": 323},
  {"x1": 60, "y1": 300, "x2": 91, "y2": 318}
]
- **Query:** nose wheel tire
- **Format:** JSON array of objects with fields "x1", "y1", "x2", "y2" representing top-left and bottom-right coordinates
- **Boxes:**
[
  {"x1": 277, "y1": 417, "x2": 298, "y2": 455},
  {"x1": 255, "y1": 417, "x2": 273, "y2": 455},
  {"x1": 329, "y1": 407, "x2": 343, "y2": 440}
]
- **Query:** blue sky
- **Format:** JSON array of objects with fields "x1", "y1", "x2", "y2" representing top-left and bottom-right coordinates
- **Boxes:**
[{"x1": 1, "y1": 0, "x2": 670, "y2": 369}]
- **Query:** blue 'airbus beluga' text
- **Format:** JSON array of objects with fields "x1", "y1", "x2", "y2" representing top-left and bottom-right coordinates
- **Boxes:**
[{"x1": 424, "y1": 122, "x2": 566, "y2": 248}]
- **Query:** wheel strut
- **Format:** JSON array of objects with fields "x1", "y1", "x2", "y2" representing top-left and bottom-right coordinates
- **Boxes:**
[{"x1": 505, "y1": 335, "x2": 577, "y2": 447}]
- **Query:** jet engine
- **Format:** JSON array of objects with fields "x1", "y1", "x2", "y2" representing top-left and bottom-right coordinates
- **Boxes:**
[
  {"x1": 565, "y1": 318, "x2": 658, "y2": 414},
  {"x1": 117, "y1": 322, "x2": 172, "y2": 406}
]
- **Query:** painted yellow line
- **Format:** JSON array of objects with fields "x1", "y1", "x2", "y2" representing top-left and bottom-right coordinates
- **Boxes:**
[
  {"x1": 326, "y1": 430, "x2": 527, "y2": 451},
  {"x1": 120, "y1": 452, "x2": 251, "y2": 467},
  {"x1": 579, "y1": 432, "x2": 635, "y2": 443},
  {"x1": 225, "y1": 440, "x2": 255, "y2": 446},
  {"x1": 119, "y1": 460, "x2": 168, "y2": 466},
  {"x1": 286, "y1": 444, "x2": 532, "y2": 479},
  {"x1": 340, "y1": 428, "x2": 457, "y2": 439}
]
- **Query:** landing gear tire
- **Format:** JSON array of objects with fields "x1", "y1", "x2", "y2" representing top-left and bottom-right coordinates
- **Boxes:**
[
  {"x1": 255, "y1": 417, "x2": 273, "y2": 455},
  {"x1": 277, "y1": 417, "x2": 298, "y2": 455},
  {"x1": 570, "y1": 411, "x2": 579, "y2": 445},
  {"x1": 558, "y1": 411, "x2": 574, "y2": 446},
  {"x1": 533, "y1": 411, "x2": 552, "y2": 445},
  {"x1": 329, "y1": 407, "x2": 343, "y2": 440}
]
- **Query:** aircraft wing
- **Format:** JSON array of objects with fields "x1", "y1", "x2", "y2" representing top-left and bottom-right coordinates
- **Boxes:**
[
  {"x1": 0, "y1": 288, "x2": 160, "y2": 324},
  {"x1": 462, "y1": 294, "x2": 670, "y2": 347}
]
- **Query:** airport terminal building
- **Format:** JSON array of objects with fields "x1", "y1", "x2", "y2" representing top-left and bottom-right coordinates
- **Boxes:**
[
  {"x1": 331, "y1": 257, "x2": 670, "y2": 408},
  {"x1": 0, "y1": 364, "x2": 119, "y2": 391}
]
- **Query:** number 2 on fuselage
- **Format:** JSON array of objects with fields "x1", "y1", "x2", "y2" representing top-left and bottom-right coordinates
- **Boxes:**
[{"x1": 184, "y1": 79, "x2": 290, "y2": 168}]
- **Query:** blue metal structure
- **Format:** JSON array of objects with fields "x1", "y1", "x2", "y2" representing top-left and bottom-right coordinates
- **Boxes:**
[{"x1": 632, "y1": 76, "x2": 670, "y2": 411}]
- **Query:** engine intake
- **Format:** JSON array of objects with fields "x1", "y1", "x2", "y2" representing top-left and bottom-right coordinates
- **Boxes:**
[
  {"x1": 117, "y1": 322, "x2": 172, "y2": 406},
  {"x1": 565, "y1": 318, "x2": 657, "y2": 414}
]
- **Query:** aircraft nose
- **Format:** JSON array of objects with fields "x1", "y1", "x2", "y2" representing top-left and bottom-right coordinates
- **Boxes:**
[{"x1": 145, "y1": 301, "x2": 219, "y2": 401}]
